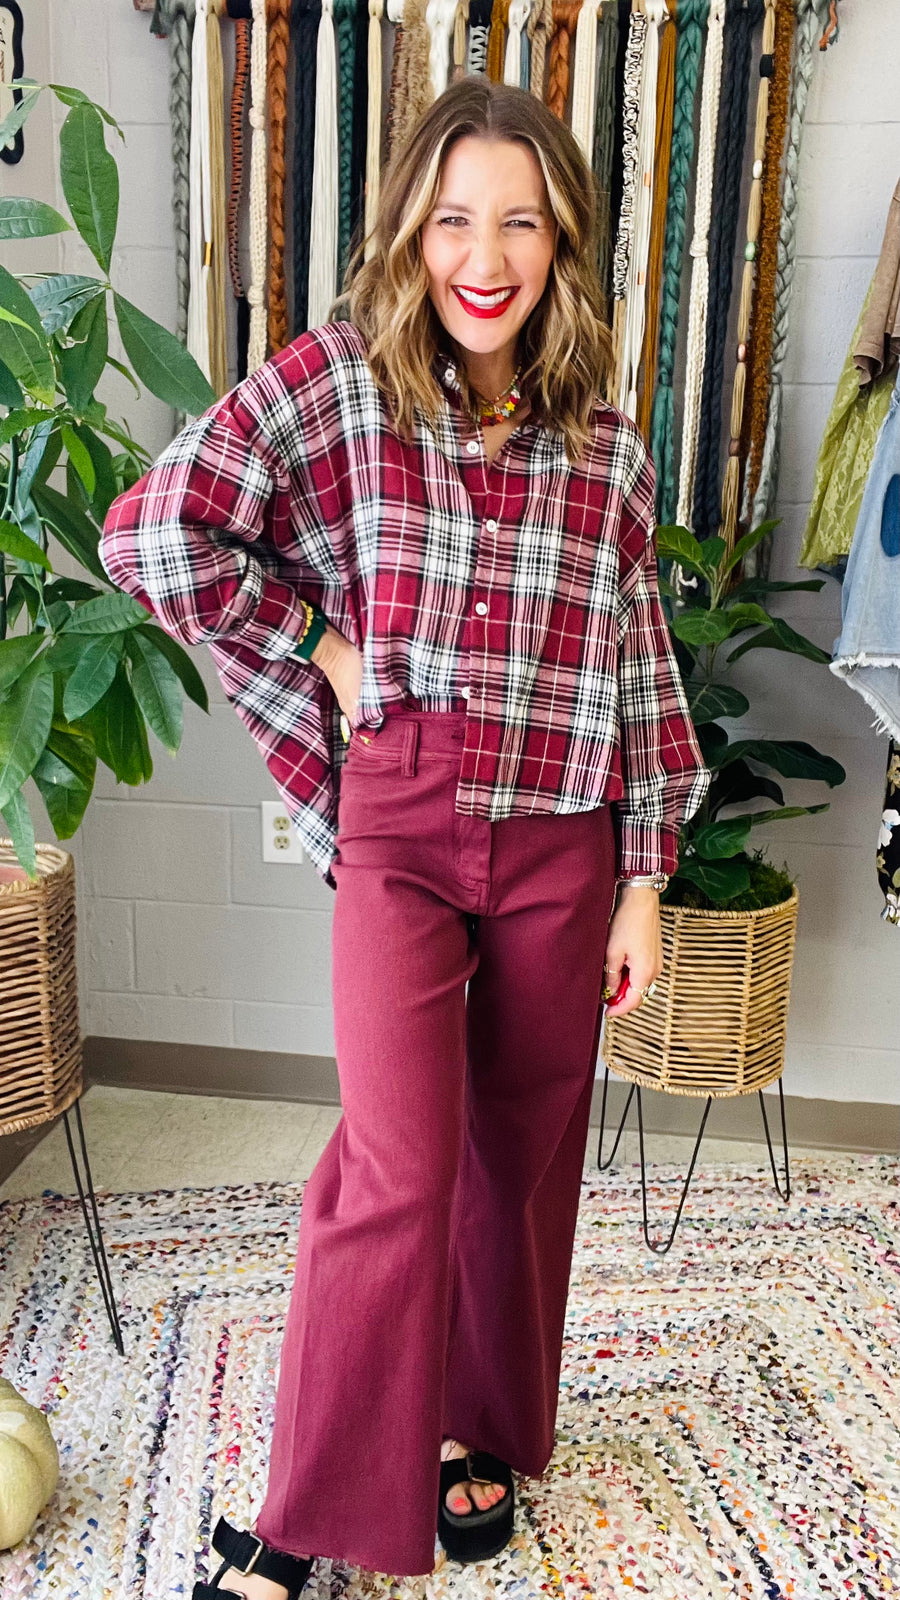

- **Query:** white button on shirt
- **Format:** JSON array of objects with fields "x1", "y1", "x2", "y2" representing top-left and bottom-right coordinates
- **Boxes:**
[
  {"x1": 460, "y1": 686, "x2": 470, "y2": 699},
  {"x1": 485, "y1": 518, "x2": 498, "y2": 532},
  {"x1": 465, "y1": 439, "x2": 480, "y2": 455},
  {"x1": 474, "y1": 601, "x2": 488, "y2": 615}
]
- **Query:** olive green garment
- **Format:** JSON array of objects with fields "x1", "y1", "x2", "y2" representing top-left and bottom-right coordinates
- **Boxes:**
[{"x1": 799, "y1": 281, "x2": 896, "y2": 570}]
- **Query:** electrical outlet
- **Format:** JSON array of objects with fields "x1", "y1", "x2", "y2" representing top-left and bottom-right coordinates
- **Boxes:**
[{"x1": 261, "y1": 801, "x2": 307, "y2": 865}]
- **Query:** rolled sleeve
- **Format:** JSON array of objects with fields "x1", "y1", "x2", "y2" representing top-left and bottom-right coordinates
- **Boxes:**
[{"x1": 100, "y1": 406, "x2": 312, "y2": 661}]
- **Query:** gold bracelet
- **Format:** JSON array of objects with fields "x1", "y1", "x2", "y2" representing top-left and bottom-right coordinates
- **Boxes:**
[{"x1": 296, "y1": 599, "x2": 313, "y2": 645}]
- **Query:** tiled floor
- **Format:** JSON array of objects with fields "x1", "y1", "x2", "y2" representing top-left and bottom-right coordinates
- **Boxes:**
[{"x1": 0, "y1": 1084, "x2": 844, "y2": 1201}]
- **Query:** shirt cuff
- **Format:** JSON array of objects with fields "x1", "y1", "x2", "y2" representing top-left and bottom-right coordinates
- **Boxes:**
[
  {"x1": 617, "y1": 818, "x2": 681, "y2": 878},
  {"x1": 250, "y1": 580, "x2": 319, "y2": 660}
]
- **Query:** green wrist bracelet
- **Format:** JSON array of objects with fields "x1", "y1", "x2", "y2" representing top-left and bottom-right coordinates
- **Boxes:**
[{"x1": 294, "y1": 604, "x2": 327, "y2": 661}]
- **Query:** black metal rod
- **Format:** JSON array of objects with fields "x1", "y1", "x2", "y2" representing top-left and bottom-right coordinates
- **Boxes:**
[
  {"x1": 637, "y1": 1088, "x2": 713, "y2": 1256},
  {"x1": 73, "y1": 1098, "x2": 126, "y2": 1354},
  {"x1": 595, "y1": 1066, "x2": 634, "y2": 1169},
  {"x1": 759, "y1": 1080, "x2": 791, "y2": 1201},
  {"x1": 596, "y1": 1071, "x2": 794, "y2": 1253},
  {"x1": 62, "y1": 1101, "x2": 126, "y2": 1355}
]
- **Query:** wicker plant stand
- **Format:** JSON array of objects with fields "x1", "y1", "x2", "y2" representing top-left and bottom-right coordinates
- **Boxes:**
[
  {"x1": 599, "y1": 889, "x2": 799, "y2": 1254},
  {"x1": 0, "y1": 840, "x2": 125, "y2": 1354}
]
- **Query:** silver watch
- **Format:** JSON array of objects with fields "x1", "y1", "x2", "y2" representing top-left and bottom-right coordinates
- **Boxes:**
[{"x1": 616, "y1": 872, "x2": 669, "y2": 892}]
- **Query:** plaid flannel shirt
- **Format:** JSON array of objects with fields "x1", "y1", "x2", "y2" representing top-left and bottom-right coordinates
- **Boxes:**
[{"x1": 100, "y1": 318, "x2": 708, "y2": 890}]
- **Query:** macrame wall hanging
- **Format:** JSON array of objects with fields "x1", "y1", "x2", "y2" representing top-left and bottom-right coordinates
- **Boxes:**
[{"x1": 140, "y1": 0, "x2": 842, "y2": 555}]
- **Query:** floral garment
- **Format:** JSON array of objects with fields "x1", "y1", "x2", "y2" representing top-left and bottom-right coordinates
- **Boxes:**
[{"x1": 879, "y1": 742, "x2": 900, "y2": 925}]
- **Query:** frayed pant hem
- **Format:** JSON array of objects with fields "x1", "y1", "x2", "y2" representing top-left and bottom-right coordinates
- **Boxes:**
[{"x1": 252, "y1": 1530, "x2": 440, "y2": 1578}]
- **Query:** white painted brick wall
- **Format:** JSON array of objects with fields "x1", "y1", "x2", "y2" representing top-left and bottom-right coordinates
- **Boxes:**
[{"x1": 12, "y1": 0, "x2": 900, "y2": 1102}]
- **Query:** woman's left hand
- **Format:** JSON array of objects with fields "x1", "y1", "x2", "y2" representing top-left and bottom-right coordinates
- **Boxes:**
[{"x1": 603, "y1": 884, "x2": 664, "y2": 1019}]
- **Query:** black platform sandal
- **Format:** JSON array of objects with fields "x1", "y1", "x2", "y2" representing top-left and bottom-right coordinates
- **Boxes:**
[
  {"x1": 437, "y1": 1449, "x2": 515, "y2": 1563},
  {"x1": 192, "y1": 1515, "x2": 315, "y2": 1598}
]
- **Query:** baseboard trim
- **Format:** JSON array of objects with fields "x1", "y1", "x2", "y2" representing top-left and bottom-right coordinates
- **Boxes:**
[{"x1": 1, "y1": 1037, "x2": 897, "y2": 1188}]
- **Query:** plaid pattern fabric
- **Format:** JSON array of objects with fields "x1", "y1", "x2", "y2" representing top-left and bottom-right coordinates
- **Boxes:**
[{"x1": 101, "y1": 319, "x2": 708, "y2": 889}]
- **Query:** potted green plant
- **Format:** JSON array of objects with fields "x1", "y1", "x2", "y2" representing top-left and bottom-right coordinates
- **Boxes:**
[
  {"x1": 0, "y1": 80, "x2": 214, "y2": 1163},
  {"x1": 657, "y1": 518, "x2": 846, "y2": 906},
  {"x1": 602, "y1": 519, "x2": 846, "y2": 1103},
  {"x1": 0, "y1": 79, "x2": 216, "y2": 876}
]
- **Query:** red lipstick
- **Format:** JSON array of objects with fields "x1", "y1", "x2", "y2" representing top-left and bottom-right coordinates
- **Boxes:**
[{"x1": 451, "y1": 285, "x2": 520, "y2": 319}]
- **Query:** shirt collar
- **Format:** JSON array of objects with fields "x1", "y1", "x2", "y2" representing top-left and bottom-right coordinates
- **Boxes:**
[{"x1": 432, "y1": 349, "x2": 464, "y2": 409}]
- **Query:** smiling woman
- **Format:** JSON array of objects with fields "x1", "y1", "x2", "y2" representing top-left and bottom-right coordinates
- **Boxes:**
[
  {"x1": 422, "y1": 150, "x2": 550, "y2": 424},
  {"x1": 98, "y1": 73, "x2": 708, "y2": 1600},
  {"x1": 420, "y1": 139, "x2": 554, "y2": 367},
  {"x1": 416, "y1": 137, "x2": 557, "y2": 438},
  {"x1": 343, "y1": 77, "x2": 612, "y2": 461}
]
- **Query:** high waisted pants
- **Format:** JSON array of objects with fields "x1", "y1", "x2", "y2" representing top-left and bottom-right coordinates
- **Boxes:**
[{"x1": 253, "y1": 710, "x2": 617, "y2": 1575}]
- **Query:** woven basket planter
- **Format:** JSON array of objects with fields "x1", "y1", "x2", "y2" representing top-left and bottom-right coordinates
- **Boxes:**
[
  {"x1": 0, "y1": 839, "x2": 83, "y2": 1138},
  {"x1": 602, "y1": 888, "x2": 799, "y2": 1097}
]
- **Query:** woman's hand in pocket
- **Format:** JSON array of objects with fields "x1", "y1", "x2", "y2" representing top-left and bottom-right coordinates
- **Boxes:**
[{"x1": 310, "y1": 623, "x2": 364, "y2": 725}]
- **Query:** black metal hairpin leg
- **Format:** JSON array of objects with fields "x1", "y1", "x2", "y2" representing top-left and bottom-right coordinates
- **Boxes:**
[
  {"x1": 595, "y1": 1067, "x2": 792, "y2": 1253},
  {"x1": 595, "y1": 1065, "x2": 635, "y2": 1169},
  {"x1": 759, "y1": 1078, "x2": 791, "y2": 1200},
  {"x1": 61, "y1": 1097, "x2": 125, "y2": 1355},
  {"x1": 636, "y1": 1087, "x2": 713, "y2": 1255}
]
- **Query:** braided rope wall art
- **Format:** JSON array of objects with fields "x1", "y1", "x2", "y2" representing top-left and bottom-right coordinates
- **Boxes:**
[{"x1": 145, "y1": 0, "x2": 841, "y2": 553}]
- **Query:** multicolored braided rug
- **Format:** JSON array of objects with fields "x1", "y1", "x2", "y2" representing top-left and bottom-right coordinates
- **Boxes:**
[{"x1": 0, "y1": 1155, "x2": 897, "y2": 1598}]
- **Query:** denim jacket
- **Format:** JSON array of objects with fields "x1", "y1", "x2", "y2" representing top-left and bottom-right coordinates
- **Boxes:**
[{"x1": 830, "y1": 372, "x2": 900, "y2": 743}]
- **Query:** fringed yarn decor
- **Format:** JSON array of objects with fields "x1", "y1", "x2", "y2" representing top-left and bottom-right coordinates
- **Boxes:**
[
  {"x1": 227, "y1": 11, "x2": 252, "y2": 373},
  {"x1": 636, "y1": 0, "x2": 676, "y2": 441},
  {"x1": 266, "y1": 0, "x2": 292, "y2": 353},
  {"x1": 206, "y1": 0, "x2": 231, "y2": 394},
  {"x1": 719, "y1": 0, "x2": 778, "y2": 550},
  {"x1": 675, "y1": 0, "x2": 726, "y2": 530},
  {"x1": 691, "y1": 0, "x2": 764, "y2": 539},
  {"x1": 649, "y1": 0, "x2": 709, "y2": 525},
  {"x1": 0, "y1": 1158, "x2": 897, "y2": 1595},
  {"x1": 526, "y1": 0, "x2": 553, "y2": 95},
  {"x1": 607, "y1": 4, "x2": 646, "y2": 404},
  {"x1": 591, "y1": 0, "x2": 620, "y2": 303},
  {"x1": 291, "y1": 0, "x2": 322, "y2": 337},
  {"x1": 144, "y1": 0, "x2": 845, "y2": 556},
  {"x1": 739, "y1": 0, "x2": 794, "y2": 537},
  {"x1": 748, "y1": 0, "x2": 827, "y2": 532},
  {"x1": 246, "y1": 0, "x2": 270, "y2": 372},
  {"x1": 618, "y1": 0, "x2": 667, "y2": 422}
]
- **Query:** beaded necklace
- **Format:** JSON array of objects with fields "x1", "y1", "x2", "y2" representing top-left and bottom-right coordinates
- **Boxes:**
[{"x1": 471, "y1": 368, "x2": 525, "y2": 426}]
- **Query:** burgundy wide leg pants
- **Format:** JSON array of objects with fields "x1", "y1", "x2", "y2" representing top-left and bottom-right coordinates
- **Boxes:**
[{"x1": 253, "y1": 710, "x2": 616, "y2": 1575}]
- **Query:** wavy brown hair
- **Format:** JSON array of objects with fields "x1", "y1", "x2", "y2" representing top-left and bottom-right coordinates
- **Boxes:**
[{"x1": 330, "y1": 77, "x2": 612, "y2": 465}]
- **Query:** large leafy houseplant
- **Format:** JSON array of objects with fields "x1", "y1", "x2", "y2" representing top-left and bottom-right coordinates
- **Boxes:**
[
  {"x1": 0, "y1": 81, "x2": 216, "y2": 879},
  {"x1": 657, "y1": 520, "x2": 846, "y2": 909}
]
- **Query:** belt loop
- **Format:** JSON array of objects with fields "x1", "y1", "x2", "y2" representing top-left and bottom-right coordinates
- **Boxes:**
[{"x1": 400, "y1": 720, "x2": 419, "y2": 777}]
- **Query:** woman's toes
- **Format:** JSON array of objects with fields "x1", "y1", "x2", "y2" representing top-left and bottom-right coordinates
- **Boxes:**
[
  {"x1": 447, "y1": 1480, "x2": 505, "y2": 1513},
  {"x1": 441, "y1": 1444, "x2": 507, "y2": 1515}
]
